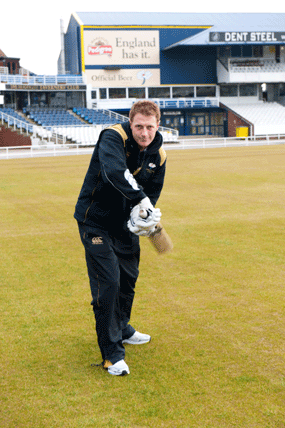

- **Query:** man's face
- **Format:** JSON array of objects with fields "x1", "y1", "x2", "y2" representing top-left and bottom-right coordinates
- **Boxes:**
[{"x1": 130, "y1": 113, "x2": 159, "y2": 151}]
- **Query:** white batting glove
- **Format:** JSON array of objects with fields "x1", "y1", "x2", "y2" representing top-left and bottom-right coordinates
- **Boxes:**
[
  {"x1": 139, "y1": 197, "x2": 154, "y2": 211},
  {"x1": 130, "y1": 203, "x2": 161, "y2": 230},
  {"x1": 132, "y1": 225, "x2": 156, "y2": 236},
  {"x1": 137, "y1": 207, "x2": 161, "y2": 229},
  {"x1": 127, "y1": 199, "x2": 162, "y2": 235},
  {"x1": 127, "y1": 205, "x2": 141, "y2": 234},
  {"x1": 138, "y1": 197, "x2": 161, "y2": 228}
]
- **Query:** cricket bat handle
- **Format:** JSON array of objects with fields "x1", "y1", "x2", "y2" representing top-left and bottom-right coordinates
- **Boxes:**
[
  {"x1": 139, "y1": 208, "x2": 150, "y2": 219},
  {"x1": 139, "y1": 209, "x2": 173, "y2": 254}
]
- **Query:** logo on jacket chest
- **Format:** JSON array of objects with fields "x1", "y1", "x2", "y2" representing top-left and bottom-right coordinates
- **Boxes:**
[{"x1": 146, "y1": 163, "x2": 156, "y2": 174}]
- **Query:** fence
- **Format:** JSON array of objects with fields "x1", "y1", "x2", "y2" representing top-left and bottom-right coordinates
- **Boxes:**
[
  {"x1": 168, "y1": 134, "x2": 285, "y2": 150},
  {"x1": 1, "y1": 135, "x2": 284, "y2": 160},
  {"x1": 156, "y1": 98, "x2": 219, "y2": 109},
  {"x1": 0, "y1": 74, "x2": 85, "y2": 85}
]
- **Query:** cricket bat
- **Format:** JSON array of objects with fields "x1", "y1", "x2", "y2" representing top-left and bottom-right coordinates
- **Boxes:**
[{"x1": 139, "y1": 209, "x2": 173, "y2": 254}]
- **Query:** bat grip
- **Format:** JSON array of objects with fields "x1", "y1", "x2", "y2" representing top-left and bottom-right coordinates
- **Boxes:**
[{"x1": 139, "y1": 208, "x2": 148, "y2": 219}]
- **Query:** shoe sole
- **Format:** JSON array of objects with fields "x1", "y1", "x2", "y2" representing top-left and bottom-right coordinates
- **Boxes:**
[
  {"x1": 122, "y1": 338, "x2": 151, "y2": 345},
  {"x1": 108, "y1": 369, "x2": 129, "y2": 376}
]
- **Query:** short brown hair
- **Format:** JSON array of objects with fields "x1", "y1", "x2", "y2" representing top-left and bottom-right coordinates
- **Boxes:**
[{"x1": 129, "y1": 100, "x2": 161, "y2": 123}]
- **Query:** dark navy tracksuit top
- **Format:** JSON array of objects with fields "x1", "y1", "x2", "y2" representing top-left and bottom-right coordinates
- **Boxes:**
[{"x1": 74, "y1": 121, "x2": 166, "y2": 238}]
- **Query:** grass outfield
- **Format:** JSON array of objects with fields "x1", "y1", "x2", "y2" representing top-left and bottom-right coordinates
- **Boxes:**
[{"x1": 1, "y1": 145, "x2": 285, "y2": 427}]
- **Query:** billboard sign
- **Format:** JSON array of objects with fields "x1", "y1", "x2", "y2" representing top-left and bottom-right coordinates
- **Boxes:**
[
  {"x1": 85, "y1": 68, "x2": 160, "y2": 88},
  {"x1": 209, "y1": 31, "x2": 285, "y2": 43},
  {"x1": 83, "y1": 30, "x2": 160, "y2": 66}
]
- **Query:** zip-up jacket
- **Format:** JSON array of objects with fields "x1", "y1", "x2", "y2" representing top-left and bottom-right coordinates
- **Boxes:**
[{"x1": 74, "y1": 121, "x2": 166, "y2": 236}]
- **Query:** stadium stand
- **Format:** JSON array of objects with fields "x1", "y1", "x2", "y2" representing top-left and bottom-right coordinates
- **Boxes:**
[
  {"x1": 2, "y1": 13, "x2": 285, "y2": 145},
  {"x1": 222, "y1": 101, "x2": 285, "y2": 135},
  {"x1": 1, "y1": 107, "x2": 31, "y2": 125},
  {"x1": 73, "y1": 107, "x2": 127, "y2": 125},
  {"x1": 53, "y1": 125, "x2": 102, "y2": 145},
  {"x1": 0, "y1": 107, "x2": 34, "y2": 133},
  {"x1": 0, "y1": 106, "x2": 178, "y2": 146},
  {"x1": 23, "y1": 108, "x2": 84, "y2": 127}
]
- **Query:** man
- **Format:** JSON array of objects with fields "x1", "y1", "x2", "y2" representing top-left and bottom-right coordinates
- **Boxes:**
[{"x1": 74, "y1": 100, "x2": 166, "y2": 376}]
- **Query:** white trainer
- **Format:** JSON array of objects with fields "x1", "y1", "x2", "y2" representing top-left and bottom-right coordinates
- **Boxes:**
[
  {"x1": 105, "y1": 359, "x2": 130, "y2": 376},
  {"x1": 122, "y1": 331, "x2": 151, "y2": 345}
]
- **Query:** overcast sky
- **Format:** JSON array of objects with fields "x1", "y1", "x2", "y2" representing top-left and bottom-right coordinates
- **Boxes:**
[{"x1": 1, "y1": 1, "x2": 284, "y2": 76}]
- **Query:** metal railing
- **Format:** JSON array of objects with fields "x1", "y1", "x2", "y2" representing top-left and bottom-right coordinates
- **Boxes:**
[
  {"x1": 0, "y1": 111, "x2": 34, "y2": 134},
  {"x1": 0, "y1": 111, "x2": 99, "y2": 144},
  {"x1": 229, "y1": 58, "x2": 285, "y2": 73},
  {"x1": 170, "y1": 134, "x2": 285, "y2": 150},
  {"x1": 155, "y1": 98, "x2": 219, "y2": 109},
  {"x1": 0, "y1": 74, "x2": 85, "y2": 85},
  {"x1": 1, "y1": 134, "x2": 284, "y2": 160},
  {"x1": 93, "y1": 108, "x2": 129, "y2": 123}
]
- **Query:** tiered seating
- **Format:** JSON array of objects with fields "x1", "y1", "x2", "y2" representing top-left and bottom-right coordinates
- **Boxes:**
[
  {"x1": 224, "y1": 101, "x2": 285, "y2": 135},
  {"x1": 73, "y1": 107, "x2": 126, "y2": 125},
  {"x1": 72, "y1": 107, "x2": 178, "y2": 141},
  {"x1": 24, "y1": 108, "x2": 83, "y2": 127},
  {"x1": 0, "y1": 107, "x2": 106, "y2": 145},
  {"x1": 1, "y1": 106, "x2": 177, "y2": 145},
  {"x1": 54, "y1": 125, "x2": 102, "y2": 145},
  {"x1": 0, "y1": 107, "x2": 33, "y2": 132}
]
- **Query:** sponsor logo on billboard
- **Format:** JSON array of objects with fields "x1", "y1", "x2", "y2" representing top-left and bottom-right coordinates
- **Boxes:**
[
  {"x1": 137, "y1": 70, "x2": 152, "y2": 85},
  {"x1": 88, "y1": 38, "x2": 112, "y2": 56}
]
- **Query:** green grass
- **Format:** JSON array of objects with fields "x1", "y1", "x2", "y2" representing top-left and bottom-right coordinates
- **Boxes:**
[{"x1": 1, "y1": 145, "x2": 285, "y2": 427}]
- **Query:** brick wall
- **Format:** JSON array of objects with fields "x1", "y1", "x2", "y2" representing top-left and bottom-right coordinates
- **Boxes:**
[
  {"x1": 0, "y1": 126, "x2": 31, "y2": 147},
  {"x1": 220, "y1": 103, "x2": 254, "y2": 137}
]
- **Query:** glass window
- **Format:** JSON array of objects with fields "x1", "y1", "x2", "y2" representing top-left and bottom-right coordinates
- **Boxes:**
[
  {"x1": 242, "y1": 45, "x2": 252, "y2": 58},
  {"x1": 218, "y1": 46, "x2": 231, "y2": 59},
  {"x1": 30, "y1": 92, "x2": 48, "y2": 107},
  {"x1": 279, "y1": 83, "x2": 285, "y2": 97},
  {"x1": 128, "y1": 87, "x2": 146, "y2": 98},
  {"x1": 240, "y1": 84, "x2": 256, "y2": 96},
  {"x1": 4, "y1": 91, "x2": 15, "y2": 108},
  {"x1": 196, "y1": 86, "x2": 216, "y2": 97},
  {"x1": 99, "y1": 88, "x2": 107, "y2": 99},
  {"x1": 148, "y1": 87, "x2": 170, "y2": 98},
  {"x1": 109, "y1": 88, "x2": 126, "y2": 99},
  {"x1": 218, "y1": 46, "x2": 231, "y2": 70},
  {"x1": 231, "y1": 46, "x2": 242, "y2": 58},
  {"x1": 17, "y1": 92, "x2": 29, "y2": 109},
  {"x1": 220, "y1": 84, "x2": 238, "y2": 97},
  {"x1": 211, "y1": 112, "x2": 223, "y2": 125},
  {"x1": 66, "y1": 92, "x2": 84, "y2": 109},
  {"x1": 172, "y1": 86, "x2": 194, "y2": 98},
  {"x1": 91, "y1": 91, "x2": 97, "y2": 99},
  {"x1": 253, "y1": 46, "x2": 263, "y2": 58},
  {"x1": 49, "y1": 92, "x2": 66, "y2": 108}
]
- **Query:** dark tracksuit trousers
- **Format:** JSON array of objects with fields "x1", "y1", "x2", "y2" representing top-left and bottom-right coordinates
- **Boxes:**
[{"x1": 78, "y1": 222, "x2": 140, "y2": 364}]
